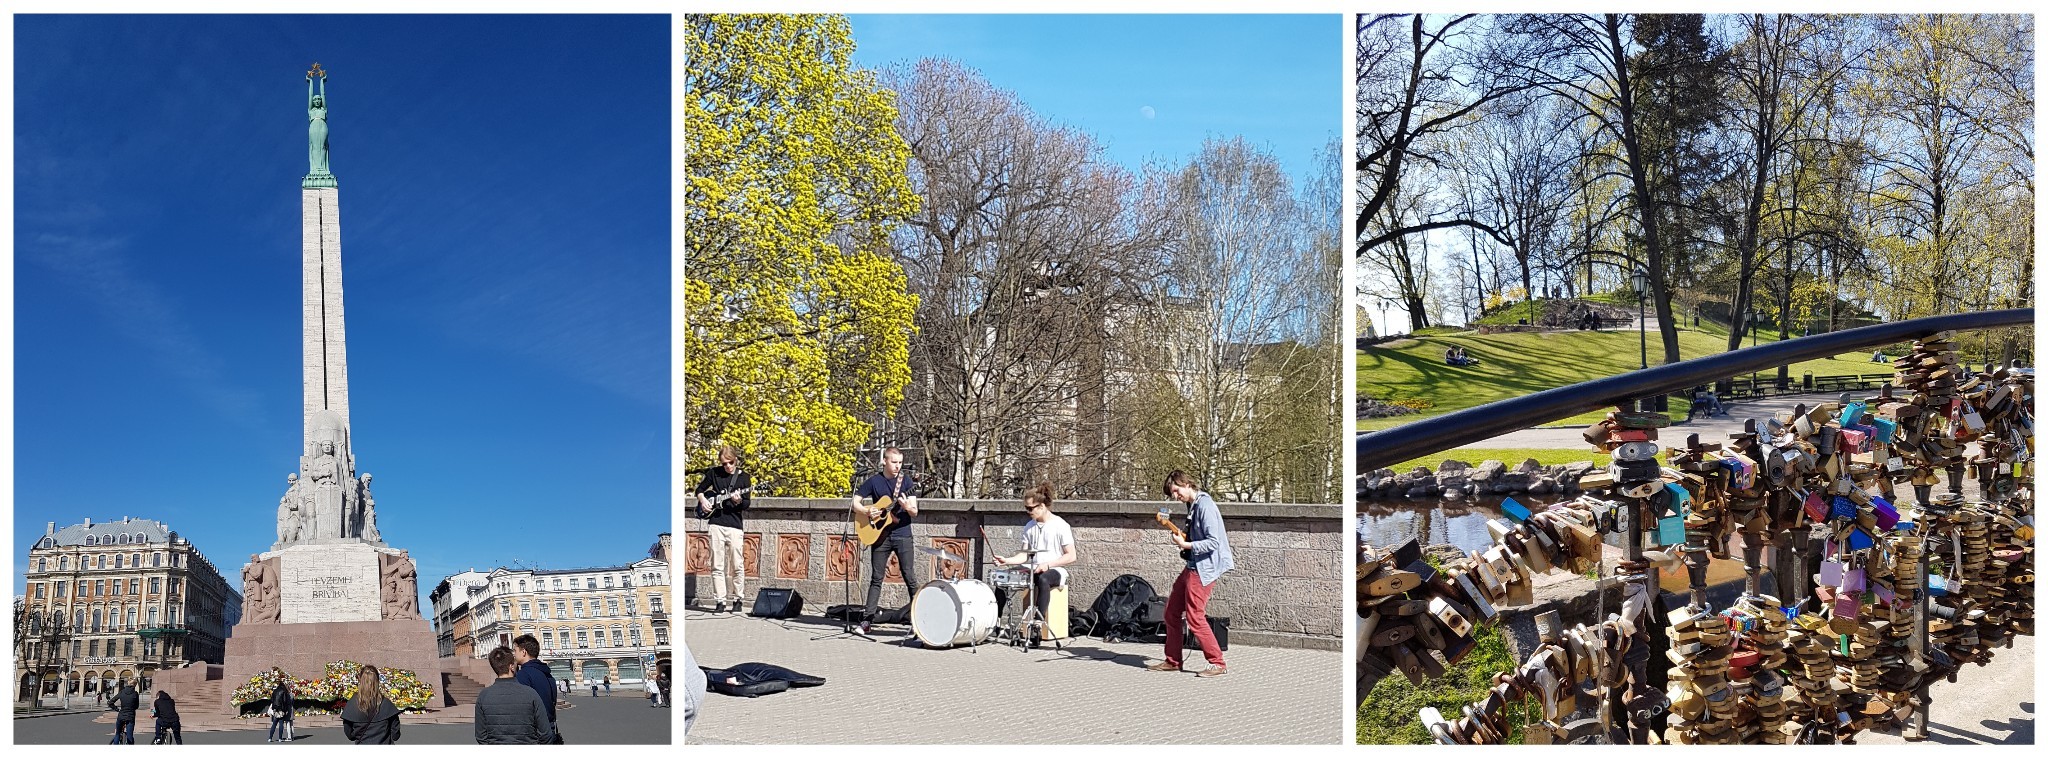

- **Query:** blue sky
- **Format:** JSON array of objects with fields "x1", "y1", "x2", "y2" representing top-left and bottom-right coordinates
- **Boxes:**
[
  {"x1": 13, "y1": 15, "x2": 671, "y2": 610},
  {"x1": 848, "y1": 14, "x2": 1341, "y2": 183}
]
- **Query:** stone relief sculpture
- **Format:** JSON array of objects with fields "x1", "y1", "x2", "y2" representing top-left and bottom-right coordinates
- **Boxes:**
[
  {"x1": 358, "y1": 473, "x2": 382, "y2": 543},
  {"x1": 242, "y1": 555, "x2": 281, "y2": 625},
  {"x1": 276, "y1": 472, "x2": 303, "y2": 546},
  {"x1": 380, "y1": 551, "x2": 422, "y2": 621}
]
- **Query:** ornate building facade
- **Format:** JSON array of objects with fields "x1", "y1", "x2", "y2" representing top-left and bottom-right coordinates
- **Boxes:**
[
  {"x1": 17, "y1": 517, "x2": 241, "y2": 703},
  {"x1": 431, "y1": 541, "x2": 670, "y2": 685}
]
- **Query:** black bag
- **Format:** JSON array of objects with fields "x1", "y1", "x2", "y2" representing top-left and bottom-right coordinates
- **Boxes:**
[
  {"x1": 1139, "y1": 597, "x2": 1168, "y2": 629},
  {"x1": 1069, "y1": 608, "x2": 1098, "y2": 636},
  {"x1": 1179, "y1": 616, "x2": 1230, "y2": 652},
  {"x1": 749, "y1": 588, "x2": 803, "y2": 619},
  {"x1": 1087, "y1": 574, "x2": 1157, "y2": 642}
]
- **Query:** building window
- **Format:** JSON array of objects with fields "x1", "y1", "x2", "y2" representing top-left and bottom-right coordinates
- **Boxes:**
[
  {"x1": 59, "y1": 556, "x2": 68, "y2": 570},
  {"x1": 654, "y1": 627, "x2": 668, "y2": 645},
  {"x1": 123, "y1": 638, "x2": 134, "y2": 657},
  {"x1": 520, "y1": 603, "x2": 530, "y2": 619},
  {"x1": 130, "y1": 579, "x2": 140, "y2": 595},
  {"x1": 98, "y1": 555, "x2": 107, "y2": 569},
  {"x1": 72, "y1": 640, "x2": 82, "y2": 658},
  {"x1": 537, "y1": 604, "x2": 550, "y2": 620},
  {"x1": 607, "y1": 598, "x2": 619, "y2": 616},
  {"x1": 149, "y1": 578, "x2": 161, "y2": 594},
  {"x1": 650, "y1": 595, "x2": 663, "y2": 612},
  {"x1": 554, "y1": 601, "x2": 566, "y2": 617},
  {"x1": 95, "y1": 580, "x2": 105, "y2": 597},
  {"x1": 604, "y1": 575, "x2": 613, "y2": 588},
  {"x1": 55, "y1": 583, "x2": 65, "y2": 599},
  {"x1": 126, "y1": 608, "x2": 137, "y2": 628},
  {"x1": 131, "y1": 552, "x2": 140, "y2": 566},
  {"x1": 143, "y1": 638, "x2": 158, "y2": 657},
  {"x1": 518, "y1": 580, "x2": 526, "y2": 591},
  {"x1": 147, "y1": 607, "x2": 157, "y2": 627},
  {"x1": 594, "y1": 628, "x2": 606, "y2": 646},
  {"x1": 630, "y1": 627, "x2": 642, "y2": 645},
  {"x1": 626, "y1": 598, "x2": 636, "y2": 615},
  {"x1": 577, "y1": 629, "x2": 589, "y2": 648},
  {"x1": 169, "y1": 608, "x2": 178, "y2": 625},
  {"x1": 34, "y1": 583, "x2": 45, "y2": 598},
  {"x1": 37, "y1": 558, "x2": 47, "y2": 572},
  {"x1": 152, "y1": 554, "x2": 161, "y2": 568},
  {"x1": 552, "y1": 579, "x2": 562, "y2": 590},
  {"x1": 573, "y1": 601, "x2": 584, "y2": 618},
  {"x1": 86, "y1": 536, "x2": 95, "y2": 546},
  {"x1": 74, "y1": 610, "x2": 85, "y2": 629},
  {"x1": 89, "y1": 639, "x2": 100, "y2": 657},
  {"x1": 541, "y1": 631, "x2": 553, "y2": 648}
]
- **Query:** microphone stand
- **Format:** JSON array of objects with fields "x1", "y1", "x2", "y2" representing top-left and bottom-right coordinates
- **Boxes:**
[{"x1": 812, "y1": 501, "x2": 874, "y2": 642}]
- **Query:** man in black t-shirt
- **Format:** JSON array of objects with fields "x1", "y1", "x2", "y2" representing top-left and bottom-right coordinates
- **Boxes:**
[
  {"x1": 693, "y1": 446, "x2": 751, "y2": 613},
  {"x1": 851, "y1": 446, "x2": 919, "y2": 637}
]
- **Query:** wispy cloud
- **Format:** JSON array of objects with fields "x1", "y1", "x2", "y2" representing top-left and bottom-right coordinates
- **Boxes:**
[{"x1": 21, "y1": 232, "x2": 268, "y2": 428}]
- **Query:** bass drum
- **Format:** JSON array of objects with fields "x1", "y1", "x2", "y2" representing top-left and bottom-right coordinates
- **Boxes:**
[{"x1": 910, "y1": 579, "x2": 998, "y2": 648}]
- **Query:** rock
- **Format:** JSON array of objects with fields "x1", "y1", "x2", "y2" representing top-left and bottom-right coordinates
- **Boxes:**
[{"x1": 1473, "y1": 459, "x2": 1508, "y2": 482}]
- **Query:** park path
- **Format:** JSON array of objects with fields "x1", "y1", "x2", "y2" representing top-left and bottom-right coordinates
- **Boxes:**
[{"x1": 1452, "y1": 392, "x2": 1854, "y2": 452}]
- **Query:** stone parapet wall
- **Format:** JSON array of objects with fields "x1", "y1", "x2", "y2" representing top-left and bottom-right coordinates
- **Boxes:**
[{"x1": 684, "y1": 498, "x2": 1342, "y2": 650}]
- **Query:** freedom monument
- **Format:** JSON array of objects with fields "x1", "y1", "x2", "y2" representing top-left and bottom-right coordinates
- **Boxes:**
[{"x1": 155, "y1": 65, "x2": 490, "y2": 717}]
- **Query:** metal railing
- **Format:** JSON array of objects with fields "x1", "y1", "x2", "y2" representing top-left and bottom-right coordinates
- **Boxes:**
[{"x1": 1358, "y1": 308, "x2": 2032, "y2": 471}]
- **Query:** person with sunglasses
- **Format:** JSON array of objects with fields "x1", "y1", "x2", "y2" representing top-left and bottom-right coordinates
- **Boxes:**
[
  {"x1": 992, "y1": 482, "x2": 1076, "y2": 648},
  {"x1": 693, "y1": 446, "x2": 752, "y2": 613}
]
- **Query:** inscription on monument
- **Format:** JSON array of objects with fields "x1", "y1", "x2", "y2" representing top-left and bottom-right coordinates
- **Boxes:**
[{"x1": 277, "y1": 543, "x2": 384, "y2": 623}]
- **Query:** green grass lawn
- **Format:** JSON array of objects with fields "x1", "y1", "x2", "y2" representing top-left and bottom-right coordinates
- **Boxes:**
[
  {"x1": 1358, "y1": 327, "x2": 1881, "y2": 431},
  {"x1": 1388, "y1": 448, "x2": 1612, "y2": 472},
  {"x1": 1357, "y1": 622, "x2": 1530, "y2": 745}
]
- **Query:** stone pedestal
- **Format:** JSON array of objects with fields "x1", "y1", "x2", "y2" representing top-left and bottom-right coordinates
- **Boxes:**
[
  {"x1": 221, "y1": 619, "x2": 449, "y2": 707},
  {"x1": 267, "y1": 542, "x2": 392, "y2": 623}
]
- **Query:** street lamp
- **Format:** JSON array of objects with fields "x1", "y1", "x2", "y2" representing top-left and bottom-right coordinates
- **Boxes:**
[
  {"x1": 1630, "y1": 267, "x2": 1648, "y2": 370},
  {"x1": 1748, "y1": 306, "x2": 1761, "y2": 389}
]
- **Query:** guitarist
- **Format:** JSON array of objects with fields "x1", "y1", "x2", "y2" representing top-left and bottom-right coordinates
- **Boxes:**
[
  {"x1": 692, "y1": 446, "x2": 751, "y2": 613},
  {"x1": 1147, "y1": 470, "x2": 1235, "y2": 677},
  {"x1": 851, "y1": 447, "x2": 919, "y2": 637}
]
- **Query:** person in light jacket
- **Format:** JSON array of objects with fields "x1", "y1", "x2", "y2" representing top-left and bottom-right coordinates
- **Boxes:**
[{"x1": 1147, "y1": 470, "x2": 1236, "y2": 677}]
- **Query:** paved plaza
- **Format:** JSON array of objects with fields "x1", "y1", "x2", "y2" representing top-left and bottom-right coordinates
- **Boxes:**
[
  {"x1": 12, "y1": 690, "x2": 672, "y2": 745},
  {"x1": 683, "y1": 609, "x2": 1343, "y2": 744}
]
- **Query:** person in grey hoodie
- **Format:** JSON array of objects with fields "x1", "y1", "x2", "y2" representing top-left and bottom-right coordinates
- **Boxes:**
[
  {"x1": 475, "y1": 647, "x2": 552, "y2": 744},
  {"x1": 1147, "y1": 470, "x2": 1236, "y2": 677}
]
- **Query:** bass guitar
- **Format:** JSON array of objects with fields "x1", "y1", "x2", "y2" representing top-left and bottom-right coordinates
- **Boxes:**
[
  {"x1": 1156, "y1": 506, "x2": 1193, "y2": 561},
  {"x1": 697, "y1": 482, "x2": 767, "y2": 519}
]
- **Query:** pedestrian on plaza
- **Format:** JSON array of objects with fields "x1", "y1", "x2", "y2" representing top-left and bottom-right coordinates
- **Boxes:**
[
  {"x1": 339, "y1": 665, "x2": 402, "y2": 744},
  {"x1": 267, "y1": 671, "x2": 294, "y2": 743},
  {"x1": 150, "y1": 690, "x2": 183, "y2": 745},
  {"x1": 589, "y1": 679, "x2": 599, "y2": 698},
  {"x1": 644, "y1": 675, "x2": 661, "y2": 707},
  {"x1": 657, "y1": 670, "x2": 671, "y2": 709},
  {"x1": 108, "y1": 682, "x2": 140, "y2": 744},
  {"x1": 603, "y1": 676, "x2": 612, "y2": 696},
  {"x1": 510, "y1": 634, "x2": 562, "y2": 744},
  {"x1": 474, "y1": 646, "x2": 552, "y2": 745}
]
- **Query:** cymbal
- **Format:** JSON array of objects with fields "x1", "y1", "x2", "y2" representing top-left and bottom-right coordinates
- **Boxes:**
[{"x1": 916, "y1": 546, "x2": 966, "y2": 563}]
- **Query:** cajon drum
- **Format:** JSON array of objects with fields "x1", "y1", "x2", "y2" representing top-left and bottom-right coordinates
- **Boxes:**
[{"x1": 1046, "y1": 584, "x2": 1070, "y2": 639}]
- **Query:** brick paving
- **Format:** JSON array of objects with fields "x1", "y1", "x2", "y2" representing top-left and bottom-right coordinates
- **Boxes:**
[
  {"x1": 14, "y1": 690, "x2": 671, "y2": 744},
  {"x1": 683, "y1": 610, "x2": 1342, "y2": 744}
]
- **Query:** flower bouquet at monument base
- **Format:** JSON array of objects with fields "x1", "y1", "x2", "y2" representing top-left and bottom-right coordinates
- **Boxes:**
[{"x1": 231, "y1": 660, "x2": 436, "y2": 716}]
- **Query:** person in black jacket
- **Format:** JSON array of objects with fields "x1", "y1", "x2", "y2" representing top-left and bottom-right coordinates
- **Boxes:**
[
  {"x1": 150, "y1": 690, "x2": 183, "y2": 745},
  {"x1": 694, "y1": 446, "x2": 752, "y2": 612},
  {"x1": 108, "y1": 683, "x2": 140, "y2": 744},
  {"x1": 267, "y1": 670, "x2": 294, "y2": 742},
  {"x1": 510, "y1": 634, "x2": 561, "y2": 743},
  {"x1": 339, "y1": 666, "x2": 402, "y2": 744},
  {"x1": 474, "y1": 646, "x2": 552, "y2": 744}
]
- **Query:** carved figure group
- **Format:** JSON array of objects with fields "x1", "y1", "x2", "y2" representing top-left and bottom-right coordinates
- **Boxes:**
[
  {"x1": 241, "y1": 555, "x2": 281, "y2": 625},
  {"x1": 379, "y1": 551, "x2": 421, "y2": 621},
  {"x1": 273, "y1": 412, "x2": 385, "y2": 548}
]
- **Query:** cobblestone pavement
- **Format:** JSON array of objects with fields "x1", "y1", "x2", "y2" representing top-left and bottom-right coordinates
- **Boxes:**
[
  {"x1": 684, "y1": 611, "x2": 1343, "y2": 744},
  {"x1": 12, "y1": 690, "x2": 672, "y2": 744}
]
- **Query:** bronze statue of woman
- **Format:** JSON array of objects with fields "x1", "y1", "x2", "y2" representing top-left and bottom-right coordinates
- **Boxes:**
[{"x1": 307, "y1": 67, "x2": 331, "y2": 176}]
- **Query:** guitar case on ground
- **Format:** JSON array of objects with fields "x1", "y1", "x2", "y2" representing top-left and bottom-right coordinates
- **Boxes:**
[
  {"x1": 700, "y1": 662, "x2": 826, "y2": 698},
  {"x1": 1087, "y1": 573, "x2": 1158, "y2": 642}
]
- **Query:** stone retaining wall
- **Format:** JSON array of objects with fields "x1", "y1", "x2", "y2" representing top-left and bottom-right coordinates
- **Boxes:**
[{"x1": 684, "y1": 498, "x2": 1343, "y2": 650}]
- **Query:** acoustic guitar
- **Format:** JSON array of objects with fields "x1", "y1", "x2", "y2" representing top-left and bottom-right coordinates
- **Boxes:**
[
  {"x1": 1156, "y1": 507, "x2": 1194, "y2": 561},
  {"x1": 855, "y1": 477, "x2": 928, "y2": 546}
]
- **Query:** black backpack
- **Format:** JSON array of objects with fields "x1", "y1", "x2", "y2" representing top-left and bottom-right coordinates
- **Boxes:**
[{"x1": 1088, "y1": 574, "x2": 1158, "y2": 642}]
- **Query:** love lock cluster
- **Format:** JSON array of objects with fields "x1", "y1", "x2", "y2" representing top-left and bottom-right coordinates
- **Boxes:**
[{"x1": 1362, "y1": 331, "x2": 2034, "y2": 745}]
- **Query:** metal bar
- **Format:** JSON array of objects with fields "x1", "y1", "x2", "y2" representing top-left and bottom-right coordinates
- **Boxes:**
[{"x1": 1358, "y1": 308, "x2": 2031, "y2": 471}]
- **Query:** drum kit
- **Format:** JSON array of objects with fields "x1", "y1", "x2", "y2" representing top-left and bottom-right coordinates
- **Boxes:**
[{"x1": 908, "y1": 547, "x2": 1060, "y2": 650}]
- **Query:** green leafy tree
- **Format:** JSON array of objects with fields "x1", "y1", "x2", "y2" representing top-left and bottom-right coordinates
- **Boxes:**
[{"x1": 684, "y1": 14, "x2": 921, "y2": 495}]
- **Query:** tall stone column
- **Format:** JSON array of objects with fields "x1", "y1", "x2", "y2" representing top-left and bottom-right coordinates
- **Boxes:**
[{"x1": 301, "y1": 184, "x2": 349, "y2": 451}]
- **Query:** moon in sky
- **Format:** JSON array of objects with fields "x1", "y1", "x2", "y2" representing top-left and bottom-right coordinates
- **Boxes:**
[{"x1": 1140, "y1": 105, "x2": 1156, "y2": 120}]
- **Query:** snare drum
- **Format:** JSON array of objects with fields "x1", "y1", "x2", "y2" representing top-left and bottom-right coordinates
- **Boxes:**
[
  {"x1": 910, "y1": 579, "x2": 998, "y2": 648},
  {"x1": 987, "y1": 566, "x2": 1032, "y2": 591}
]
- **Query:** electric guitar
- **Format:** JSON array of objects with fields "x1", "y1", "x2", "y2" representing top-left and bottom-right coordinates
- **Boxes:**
[
  {"x1": 697, "y1": 482, "x2": 766, "y2": 519},
  {"x1": 1156, "y1": 507, "x2": 1193, "y2": 561},
  {"x1": 855, "y1": 477, "x2": 929, "y2": 546}
]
